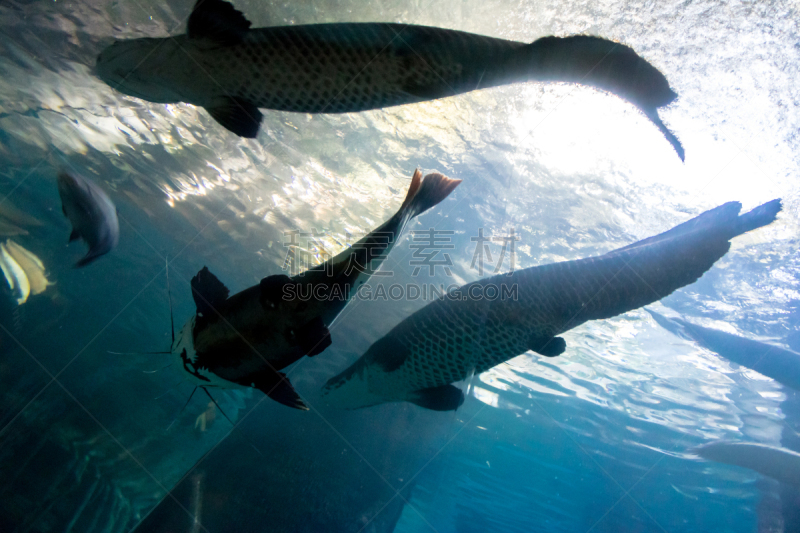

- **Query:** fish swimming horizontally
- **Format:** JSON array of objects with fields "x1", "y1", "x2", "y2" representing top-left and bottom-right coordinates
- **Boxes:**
[
  {"x1": 170, "y1": 170, "x2": 460, "y2": 410},
  {"x1": 96, "y1": 0, "x2": 684, "y2": 159},
  {"x1": 57, "y1": 171, "x2": 119, "y2": 267},
  {"x1": 695, "y1": 441, "x2": 800, "y2": 488},
  {"x1": 322, "y1": 199, "x2": 782, "y2": 411}
]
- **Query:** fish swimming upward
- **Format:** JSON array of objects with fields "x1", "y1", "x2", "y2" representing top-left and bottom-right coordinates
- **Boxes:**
[
  {"x1": 171, "y1": 170, "x2": 460, "y2": 410},
  {"x1": 57, "y1": 171, "x2": 120, "y2": 267},
  {"x1": 695, "y1": 442, "x2": 800, "y2": 488},
  {"x1": 96, "y1": 0, "x2": 684, "y2": 159},
  {"x1": 322, "y1": 199, "x2": 782, "y2": 411}
]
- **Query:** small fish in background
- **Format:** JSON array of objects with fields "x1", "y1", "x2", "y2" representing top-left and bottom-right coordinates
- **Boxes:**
[
  {"x1": 322, "y1": 199, "x2": 781, "y2": 411},
  {"x1": 0, "y1": 241, "x2": 30, "y2": 305},
  {"x1": 0, "y1": 239, "x2": 54, "y2": 306},
  {"x1": 96, "y1": 0, "x2": 684, "y2": 159},
  {"x1": 194, "y1": 401, "x2": 216, "y2": 432},
  {"x1": 57, "y1": 171, "x2": 119, "y2": 267},
  {"x1": 694, "y1": 441, "x2": 800, "y2": 488}
]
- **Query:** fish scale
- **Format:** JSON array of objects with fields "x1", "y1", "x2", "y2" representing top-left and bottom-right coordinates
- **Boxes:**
[
  {"x1": 96, "y1": 0, "x2": 684, "y2": 156},
  {"x1": 323, "y1": 199, "x2": 783, "y2": 410}
]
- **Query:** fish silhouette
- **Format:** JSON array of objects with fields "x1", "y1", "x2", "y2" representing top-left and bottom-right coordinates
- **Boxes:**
[
  {"x1": 96, "y1": 0, "x2": 683, "y2": 159},
  {"x1": 322, "y1": 199, "x2": 781, "y2": 411},
  {"x1": 57, "y1": 171, "x2": 119, "y2": 267},
  {"x1": 171, "y1": 170, "x2": 460, "y2": 410},
  {"x1": 695, "y1": 442, "x2": 800, "y2": 488}
]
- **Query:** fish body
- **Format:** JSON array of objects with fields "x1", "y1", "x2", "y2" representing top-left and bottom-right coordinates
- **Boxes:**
[
  {"x1": 0, "y1": 242, "x2": 29, "y2": 305},
  {"x1": 322, "y1": 199, "x2": 782, "y2": 411},
  {"x1": 695, "y1": 441, "x2": 800, "y2": 488},
  {"x1": 57, "y1": 171, "x2": 119, "y2": 267},
  {"x1": 172, "y1": 170, "x2": 460, "y2": 409},
  {"x1": 647, "y1": 309, "x2": 800, "y2": 392},
  {"x1": 96, "y1": 0, "x2": 683, "y2": 158}
]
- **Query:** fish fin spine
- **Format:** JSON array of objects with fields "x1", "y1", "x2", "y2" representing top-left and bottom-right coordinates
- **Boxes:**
[{"x1": 187, "y1": 0, "x2": 251, "y2": 44}]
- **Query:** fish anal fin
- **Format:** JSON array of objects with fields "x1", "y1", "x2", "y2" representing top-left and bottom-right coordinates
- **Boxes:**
[
  {"x1": 68, "y1": 228, "x2": 80, "y2": 243},
  {"x1": 408, "y1": 384, "x2": 464, "y2": 411},
  {"x1": 253, "y1": 372, "x2": 309, "y2": 411},
  {"x1": 191, "y1": 266, "x2": 230, "y2": 317},
  {"x1": 529, "y1": 335, "x2": 566, "y2": 357},
  {"x1": 297, "y1": 316, "x2": 331, "y2": 357},
  {"x1": 187, "y1": 0, "x2": 251, "y2": 44},
  {"x1": 205, "y1": 97, "x2": 262, "y2": 138},
  {"x1": 259, "y1": 274, "x2": 293, "y2": 308}
]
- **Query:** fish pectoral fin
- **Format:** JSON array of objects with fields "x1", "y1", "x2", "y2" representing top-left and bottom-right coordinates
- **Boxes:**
[
  {"x1": 68, "y1": 228, "x2": 80, "y2": 243},
  {"x1": 254, "y1": 372, "x2": 309, "y2": 411},
  {"x1": 529, "y1": 335, "x2": 566, "y2": 357},
  {"x1": 297, "y1": 316, "x2": 332, "y2": 357},
  {"x1": 259, "y1": 274, "x2": 294, "y2": 308},
  {"x1": 205, "y1": 97, "x2": 262, "y2": 138},
  {"x1": 191, "y1": 266, "x2": 230, "y2": 318},
  {"x1": 187, "y1": 0, "x2": 251, "y2": 44},
  {"x1": 408, "y1": 385, "x2": 465, "y2": 411}
]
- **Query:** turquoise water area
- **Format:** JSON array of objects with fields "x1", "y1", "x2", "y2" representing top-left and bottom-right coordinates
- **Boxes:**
[{"x1": 0, "y1": 0, "x2": 799, "y2": 531}]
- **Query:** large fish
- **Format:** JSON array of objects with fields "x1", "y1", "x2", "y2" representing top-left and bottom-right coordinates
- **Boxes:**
[
  {"x1": 95, "y1": 0, "x2": 684, "y2": 159},
  {"x1": 647, "y1": 309, "x2": 800, "y2": 392},
  {"x1": 57, "y1": 171, "x2": 120, "y2": 267},
  {"x1": 695, "y1": 442, "x2": 800, "y2": 488},
  {"x1": 171, "y1": 170, "x2": 460, "y2": 410},
  {"x1": 322, "y1": 199, "x2": 782, "y2": 411}
]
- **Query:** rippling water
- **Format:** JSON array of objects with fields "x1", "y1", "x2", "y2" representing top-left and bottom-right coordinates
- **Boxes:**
[{"x1": 0, "y1": 0, "x2": 798, "y2": 531}]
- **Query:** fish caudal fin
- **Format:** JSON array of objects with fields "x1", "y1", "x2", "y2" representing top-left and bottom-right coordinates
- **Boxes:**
[
  {"x1": 731, "y1": 198, "x2": 782, "y2": 237},
  {"x1": 396, "y1": 169, "x2": 462, "y2": 229},
  {"x1": 408, "y1": 384, "x2": 465, "y2": 411},
  {"x1": 519, "y1": 35, "x2": 683, "y2": 159}
]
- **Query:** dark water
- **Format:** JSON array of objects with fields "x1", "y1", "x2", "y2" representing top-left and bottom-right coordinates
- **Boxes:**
[{"x1": 0, "y1": 0, "x2": 799, "y2": 532}]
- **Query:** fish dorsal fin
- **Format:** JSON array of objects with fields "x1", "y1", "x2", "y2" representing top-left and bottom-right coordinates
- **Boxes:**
[
  {"x1": 187, "y1": 0, "x2": 252, "y2": 44},
  {"x1": 68, "y1": 228, "x2": 80, "y2": 242},
  {"x1": 205, "y1": 97, "x2": 263, "y2": 138},
  {"x1": 191, "y1": 266, "x2": 230, "y2": 317}
]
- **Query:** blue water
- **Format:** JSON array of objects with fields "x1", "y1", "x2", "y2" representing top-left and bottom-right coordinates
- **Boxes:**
[{"x1": 0, "y1": 0, "x2": 799, "y2": 532}]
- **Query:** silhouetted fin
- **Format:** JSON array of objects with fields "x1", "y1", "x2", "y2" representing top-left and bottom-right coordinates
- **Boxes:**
[
  {"x1": 259, "y1": 274, "x2": 293, "y2": 308},
  {"x1": 408, "y1": 385, "x2": 464, "y2": 411},
  {"x1": 529, "y1": 335, "x2": 566, "y2": 357},
  {"x1": 253, "y1": 372, "x2": 309, "y2": 410},
  {"x1": 614, "y1": 199, "x2": 782, "y2": 256},
  {"x1": 187, "y1": 0, "x2": 251, "y2": 44},
  {"x1": 68, "y1": 228, "x2": 80, "y2": 243},
  {"x1": 205, "y1": 97, "x2": 263, "y2": 138},
  {"x1": 191, "y1": 266, "x2": 230, "y2": 317},
  {"x1": 645, "y1": 109, "x2": 684, "y2": 161},
  {"x1": 297, "y1": 316, "x2": 331, "y2": 356}
]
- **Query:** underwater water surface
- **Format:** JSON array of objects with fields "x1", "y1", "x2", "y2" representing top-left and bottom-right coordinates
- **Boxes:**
[{"x1": 0, "y1": 0, "x2": 799, "y2": 532}]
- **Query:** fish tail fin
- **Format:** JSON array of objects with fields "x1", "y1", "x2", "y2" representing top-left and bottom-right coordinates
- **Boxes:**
[
  {"x1": 395, "y1": 169, "x2": 461, "y2": 230},
  {"x1": 517, "y1": 35, "x2": 683, "y2": 158},
  {"x1": 731, "y1": 199, "x2": 782, "y2": 237}
]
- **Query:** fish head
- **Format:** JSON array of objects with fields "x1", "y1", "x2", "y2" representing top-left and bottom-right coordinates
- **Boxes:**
[{"x1": 96, "y1": 38, "x2": 188, "y2": 103}]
